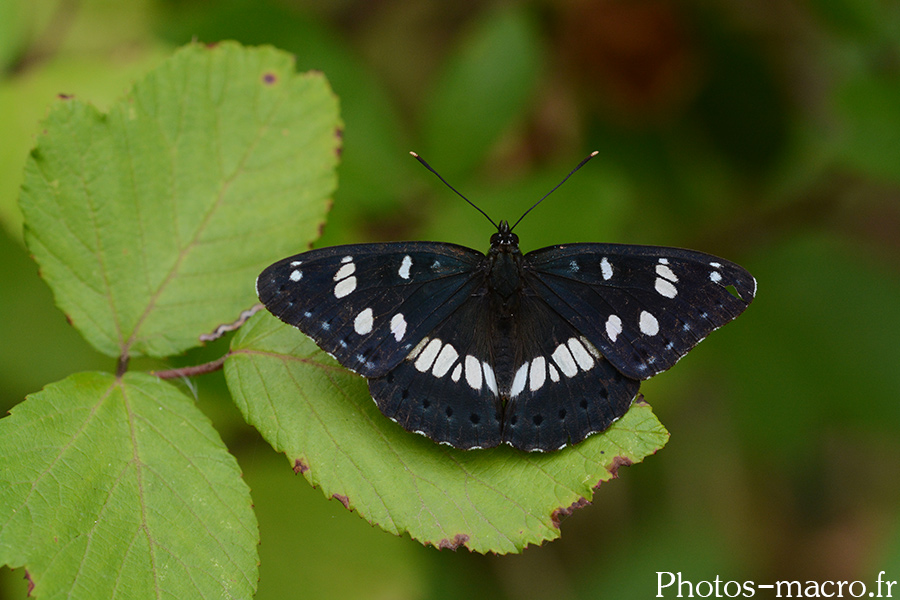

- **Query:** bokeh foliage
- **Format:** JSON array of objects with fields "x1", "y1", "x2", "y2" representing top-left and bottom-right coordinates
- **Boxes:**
[{"x1": 2, "y1": 0, "x2": 899, "y2": 598}]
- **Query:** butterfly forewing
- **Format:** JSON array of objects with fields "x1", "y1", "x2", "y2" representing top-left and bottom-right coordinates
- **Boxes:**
[
  {"x1": 524, "y1": 244, "x2": 756, "y2": 381},
  {"x1": 256, "y1": 242, "x2": 485, "y2": 377}
]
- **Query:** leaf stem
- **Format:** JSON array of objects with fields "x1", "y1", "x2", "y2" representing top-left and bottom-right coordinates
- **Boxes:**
[
  {"x1": 152, "y1": 356, "x2": 228, "y2": 379},
  {"x1": 116, "y1": 354, "x2": 129, "y2": 378}
]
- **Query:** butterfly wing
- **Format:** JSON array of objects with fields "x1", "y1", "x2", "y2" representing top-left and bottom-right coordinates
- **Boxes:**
[
  {"x1": 498, "y1": 294, "x2": 641, "y2": 451},
  {"x1": 524, "y1": 244, "x2": 756, "y2": 381},
  {"x1": 367, "y1": 293, "x2": 505, "y2": 450},
  {"x1": 368, "y1": 278, "x2": 642, "y2": 452},
  {"x1": 257, "y1": 242, "x2": 486, "y2": 377}
]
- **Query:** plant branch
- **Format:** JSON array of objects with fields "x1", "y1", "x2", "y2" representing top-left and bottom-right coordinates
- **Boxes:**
[{"x1": 152, "y1": 356, "x2": 227, "y2": 379}]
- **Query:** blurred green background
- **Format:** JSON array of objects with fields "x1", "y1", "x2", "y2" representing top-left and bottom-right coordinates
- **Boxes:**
[{"x1": 2, "y1": 0, "x2": 899, "y2": 598}]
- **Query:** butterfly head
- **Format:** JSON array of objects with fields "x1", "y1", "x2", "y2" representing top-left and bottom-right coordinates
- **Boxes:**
[{"x1": 490, "y1": 219, "x2": 520, "y2": 250}]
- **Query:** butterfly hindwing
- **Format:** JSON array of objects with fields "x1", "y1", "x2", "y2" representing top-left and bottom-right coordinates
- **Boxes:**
[
  {"x1": 368, "y1": 282, "x2": 642, "y2": 451},
  {"x1": 256, "y1": 242, "x2": 485, "y2": 377},
  {"x1": 367, "y1": 294, "x2": 504, "y2": 450},
  {"x1": 524, "y1": 244, "x2": 756, "y2": 381},
  {"x1": 498, "y1": 294, "x2": 641, "y2": 451}
]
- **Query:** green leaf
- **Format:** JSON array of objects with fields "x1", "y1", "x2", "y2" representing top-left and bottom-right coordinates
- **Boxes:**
[
  {"x1": 0, "y1": 46, "x2": 169, "y2": 242},
  {"x1": 421, "y1": 6, "x2": 542, "y2": 178},
  {"x1": 19, "y1": 41, "x2": 341, "y2": 358},
  {"x1": 0, "y1": 371, "x2": 258, "y2": 599},
  {"x1": 225, "y1": 312, "x2": 668, "y2": 554}
]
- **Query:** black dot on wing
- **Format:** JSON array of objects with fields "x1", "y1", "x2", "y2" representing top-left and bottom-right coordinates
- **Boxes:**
[
  {"x1": 599, "y1": 388, "x2": 608, "y2": 400},
  {"x1": 401, "y1": 389, "x2": 409, "y2": 400},
  {"x1": 558, "y1": 409, "x2": 567, "y2": 420},
  {"x1": 422, "y1": 398, "x2": 430, "y2": 408},
  {"x1": 580, "y1": 399, "x2": 588, "y2": 410},
  {"x1": 445, "y1": 406, "x2": 454, "y2": 418},
  {"x1": 469, "y1": 413, "x2": 480, "y2": 425},
  {"x1": 532, "y1": 414, "x2": 544, "y2": 426},
  {"x1": 386, "y1": 372, "x2": 394, "y2": 383}
]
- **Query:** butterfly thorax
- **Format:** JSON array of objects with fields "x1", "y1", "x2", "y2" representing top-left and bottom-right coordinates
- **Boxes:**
[{"x1": 487, "y1": 220, "x2": 523, "y2": 304}]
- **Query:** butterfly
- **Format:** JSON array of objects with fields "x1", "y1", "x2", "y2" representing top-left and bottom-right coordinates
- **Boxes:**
[{"x1": 256, "y1": 152, "x2": 756, "y2": 452}]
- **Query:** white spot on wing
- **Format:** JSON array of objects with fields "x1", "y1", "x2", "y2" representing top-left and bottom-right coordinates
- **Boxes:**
[
  {"x1": 482, "y1": 362, "x2": 498, "y2": 395},
  {"x1": 655, "y1": 277, "x2": 678, "y2": 298},
  {"x1": 390, "y1": 313, "x2": 407, "y2": 342},
  {"x1": 465, "y1": 355, "x2": 482, "y2": 390},
  {"x1": 639, "y1": 311, "x2": 659, "y2": 336},
  {"x1": 710, "y1": 271, "x2": 722, "y2": 283},
  {"x1": 290, "y1": 260, "x2": 302, "y2": 267},
  {"x1": 567, "y1": 337, "x2": 595, "y2": 370},
  {"x1": 548, "y1": 363, "x2": 560, "y2": 382},
  {"x1": 353, "y1": 308, "x2": 374, "y2": 335},
  {"x1": 569, "y1": 260, "x2": 579, "y2": 272},
  {"x1": 600, "y1": 257, "x2": 613, "y2": 280},
  {"x1": 398, "y1": 255, "x2": 412, "y2": 279},
  {"x1": 510, "y1": 362, "x2": 529, "y2": 397},
  {"x1": 581, "y1": 336, "x2": 602, "y2": 358},
  {"x1": 341, "y1": 256, "x2": 353, "y2": 263},
  {"x1": 334, "y1": 276, "x2": 357, "y2": 298},
  {"x1": 606, "y1": 314, "x2": 623, "y2": 342},
  {"x1": 407, "y1": 336, "x2": 429, "y2": 360},
  {"x1": 451, "y1": 363, "x2": 462, "y2": 382},
  {"x1": 334, "y1": 262, "x2": 356, "y2": 281},
  {"x1": 551, "y1": 343, "x2": 578, "y2": 377},
  {"x1": 290, "y1": 270, "x2": 302, "y2": 282},
  {"x1": 658, "y1": 258, "x2": 669, "y2": 264},
  {"x1": 656, "y1": 264, "x2": 678, "y2": 282},
  {"x1": 709, "y1": 261, "x2": 721, "y2": 268},
  {"x1": 529, "y1": 357, "x2": 547, "y2": 392},
  {"x1": 432, "y1": 344, "x2": 459, "y2": 377},
  {"x1": 414, "y1": 338, "x2": 442, "y2": 372}
]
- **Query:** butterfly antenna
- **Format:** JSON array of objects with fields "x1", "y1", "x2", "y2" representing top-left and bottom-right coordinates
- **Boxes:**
[
  {"x1": 510, "y1": 151, "x2": 599, "y2": 232},
  {"x1": 410, "y1": 152, "x2": 499, "y2": 229}
]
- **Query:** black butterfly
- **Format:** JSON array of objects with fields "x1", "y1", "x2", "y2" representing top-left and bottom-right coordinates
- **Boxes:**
[{"x1": 257, "y1": 153, "x2": 756, "y2": 452}]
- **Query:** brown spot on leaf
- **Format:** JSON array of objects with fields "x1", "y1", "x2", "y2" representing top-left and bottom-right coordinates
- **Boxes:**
[
  {"x1": 293, "y1": 459, "x2": 308, "y2": 474},
  {"x1": 332, "y1": 493, "x2": 350, "y2": 510},
  {"x1": 25, "y1": 570, "x2": 34, "y2": 594},
  {"x1": 262, "y1": 72, "x2": 278, "y2": 85},
  {"x1": 335, "y1": 127, "x2": 344, "y2": 157},
  {"x1": 58, "y1": 93, "x2": 74, "y2": 100},
  {"x1": 437, "y1": 533, "x2": 470, "y2": 550},
  {"x1": 551, "y1": 497, "x2": 591, "y2": 528},
  {"x1": 633, "y1": 393, "x2": 648, "y2": 406},
  {"x1": 607, "y1": 455, "x2": 634, "y2": 479}
]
